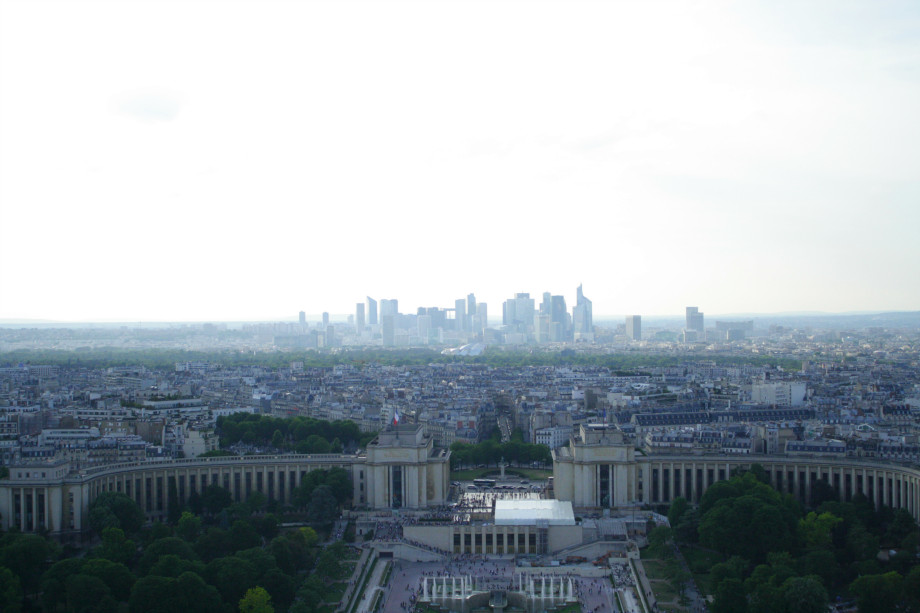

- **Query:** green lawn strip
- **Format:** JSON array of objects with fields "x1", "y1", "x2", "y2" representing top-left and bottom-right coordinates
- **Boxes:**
[
  {"x1": 369, "y1": 590, "x2": 382, "y2": 613},
  {"x1": 638, "y1": 555, "x2": 692, "y2": 612},
  {"x1": 344, "y1": 547, "x2": 362, "y2": 560},
  {"x1": 346, "y1": 554, "x2": 377, "y2": 613},
  {"x1": 629, "y1": 558, "x2": 652, "y2": 613},
  {"x1": 555, "y1": 604, "x2": 582, "y2": 613},
  {"x1": 379, "y1": 561, "x2": 392, "y2": 587},
  {"x1": 640, "y1": 557, "x2": 680, "y2": 601},
  {"x1": 324, "y1": 582, "x2": 348, "y2": 603}
]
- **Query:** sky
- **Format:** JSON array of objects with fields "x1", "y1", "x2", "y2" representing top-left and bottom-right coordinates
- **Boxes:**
[{"x1": 1, "y1": 0, "x2": 919, "y2": 322}]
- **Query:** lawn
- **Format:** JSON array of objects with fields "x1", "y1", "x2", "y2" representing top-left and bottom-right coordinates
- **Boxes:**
[
  {"x1": 681, "y1": 545, "x2": 723, "y2": 595},
  {"x1": 325, "y1": 582, "x2": 348, "y2": 602},
  {"x1": 638, "y1": 553, "x2": 689, "y2": 613}
]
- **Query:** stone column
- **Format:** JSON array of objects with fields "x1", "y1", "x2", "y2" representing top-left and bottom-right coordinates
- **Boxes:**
[
  {"x1": 657, "y1": 463, "x2": 664, "y2": 503},
  {"x1": 18, "y1": 488, "x2": 25, "y2": 531}
]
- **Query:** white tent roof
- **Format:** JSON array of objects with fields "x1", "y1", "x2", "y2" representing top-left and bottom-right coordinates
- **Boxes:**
[{"x1": 494, "y1": 500, "x2": 576, "y2": 526}]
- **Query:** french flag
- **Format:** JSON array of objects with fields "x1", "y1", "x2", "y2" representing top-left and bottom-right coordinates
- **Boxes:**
[{"x1": 393, "y1": 409, "x2": 400, "y2": 426}]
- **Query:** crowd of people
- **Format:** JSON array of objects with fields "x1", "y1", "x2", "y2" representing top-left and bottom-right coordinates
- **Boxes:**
[{"x1": 611, "y1": 562, "x2": 635, "y2": 587}]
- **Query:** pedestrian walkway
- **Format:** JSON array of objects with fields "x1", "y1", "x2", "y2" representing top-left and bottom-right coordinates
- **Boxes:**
[
  {"x1": 338, "y1": 547, "x2": 372, "y2": 613},
  {"x1": 354, "y1": 556, "x2": 389, "y2": 613}
]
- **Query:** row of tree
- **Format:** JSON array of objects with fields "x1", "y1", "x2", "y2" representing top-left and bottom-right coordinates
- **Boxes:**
[
  {"x1": 449, "y1": 433, "x2": 552, "y2": 468},
  {"x1": 2, "y1": 346, "x2": 802, "y2": 372},
  {"x1": 0, "y1": 467, "x2": 355, "y2": 613},
  {"x1": 217, "y1": 414, "x2": 376, "y2": 452},
  {"x1": 658, "y1": 466, "x2": 920, "y2": 613}
]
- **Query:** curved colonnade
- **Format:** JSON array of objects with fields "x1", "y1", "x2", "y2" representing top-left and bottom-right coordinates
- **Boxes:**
[
  {"x1": 2, "y1": 451, "x2": 920, "y2": 536},
  {"x1": 641, "y1": 456, "x2": 920, "y2": 516}
]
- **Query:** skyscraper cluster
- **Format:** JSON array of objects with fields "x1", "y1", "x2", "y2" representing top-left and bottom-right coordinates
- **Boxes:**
[
  {"x1": 503, "y1": 285, "x2": 594, "y2": 343},
  {"x1": 300, "y1": 290, "x2": 718, "y2": 347}
]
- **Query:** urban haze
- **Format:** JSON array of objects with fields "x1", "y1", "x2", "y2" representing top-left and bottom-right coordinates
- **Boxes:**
[{"x1": 2, "y1": 2, "x2": 920, "y2": 613}]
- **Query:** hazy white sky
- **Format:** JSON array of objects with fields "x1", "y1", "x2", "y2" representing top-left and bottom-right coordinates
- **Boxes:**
[{"x1": 1, "y1": 0, "x2": 918, "y2": 322}]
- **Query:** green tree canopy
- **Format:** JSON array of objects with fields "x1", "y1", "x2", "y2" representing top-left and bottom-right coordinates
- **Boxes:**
[
  {"x1": 0, "y1": 566, "x2": 23, "y2": 613},
  {"x1": 240, "y1": 586, "x2": 274, "y2": 613},
  {"x1": 88, "y1": 492, "x2": 145, "y2": 535}
]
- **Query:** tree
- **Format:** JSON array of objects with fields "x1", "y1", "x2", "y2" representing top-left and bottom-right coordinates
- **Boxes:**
[
  {"x1": 271, "y1": 430, "x2": 285, "y2": 450},
  {"x1": 175, "y1": 571, "x2": 224, "y2": 613},
  {"x1": 799, "y1": 511, "x2": 842, "y2": 549},
  {"x1": 146, "y1": 554, "x2": 205, "y2": 578},
  {"x1": 88, "y1": 492, "x2": 145, "y2": 535},
  {"x1": 204, "y1": 556, "x2": 259, "y2": 605},
  {"x1": 646, "y1": 526, "x2": 674, "y2": 558},
  {"x1": 261, "y1": 569, "x2": 295, "y2": 611},
  {"x1": 167, "y1": 479, "x2": 181, "y2": 525},
  {"x1": 137, "y1": 537, "x2": 198, "y2": 575},
  {"x1": 129, "y1": 575, "x2": 184, "y2": 613},
  {"x1": 236, "y1": 547, "x2": 278, "y2": 579},
  {"x1": 177, "y1": 512, "x2": 202, "y2": 542},
  {"x1": 808, "y1": 479, "x2": 838, "y2": 508},
  {"x1": 92, "y1": 527, "x2": 136, "y2": 565},
  {"x1": 40, "y1": 558, "x2": 84, "y2": 611},
  {"x1": 711, "y1": 578, "x2": 747, "y2": 613},
  {"x1": 81, "y1": 558, "x2": 135, "y2": 601},
  {"x1": 0, "y1": 566, "x2": 23, "y2": 613},
  {"x1": 240, "y1": 586, "x2": 274, "y2": 613},
  {"x1": 307, "y1": 485, "x2": 338, "y2": 525},
  {"x1": 0, "y1": 532, "x2": 61, "y2": 596},
  {"x1": 698, "y1": 474, "x2": 799, "y2": 562},
  {"x1": 65, "y1": 573, "x2": 117, "y2": 613},
  {"x1": 246, "y1": 492, "x2": 268, "y2": 514},
  {"x1": 195, "y1": 527, "x2": 231, "y2": 562},
  {"x1": 850, "y1": 571, "x2": 903, "y2": 613},
  {"x1": 299, "y1": 527, "x2": 319, "y2": 547},
  {"x1": 202, "y1": 484, "x2": 233, "y2": 515},
  {"x1": 314, "y1": 547, "x2": 343, "y2": 581},
  {"x1": 886, "y1": 508, "x2": 916, "y2": 543},
  {"x1": 230, "y1": 520, "x2": 262, "y2": 552},
  {"x1": 667, "y1": 497, "x2": 690, "y2": 527},
  {"x1": 780, "y1": 576, "x2": 827, "y2": 613},
  {"x1": 903, "y1": 565, "x2": 920, "y2": 612}
]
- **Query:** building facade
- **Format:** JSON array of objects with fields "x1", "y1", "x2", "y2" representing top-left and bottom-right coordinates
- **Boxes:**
[
  {"x1": 553, "y1": 424, "x2": 920, "y2": 519},
  {"x1": 0, "y1": 425, "x2": 449, "y2": 536}
]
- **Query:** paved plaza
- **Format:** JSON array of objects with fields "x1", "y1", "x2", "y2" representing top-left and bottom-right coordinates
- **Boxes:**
[{"x1": 375, "y1": 555, "x2": 645, "y2": 613}]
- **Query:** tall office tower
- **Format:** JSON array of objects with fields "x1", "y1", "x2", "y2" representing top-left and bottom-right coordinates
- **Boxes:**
[
  {"x1": 503, "y1": 293, "x2": 535, "y2": 332},
  {"x1": 454, "y1": 299, "x2": 466, "y2": 332},
  {"x1": 467, "y1": 293, "x2": 477, "y2": 317},
  {"x1": 380, "y1": 299, "x2": 399, "y2": 318},
  {"x1": 419, "y1": 306, "x2": 447, "y2": 330},
  {"x1": 686, "y1": 307, "x2": 704, "y2": 333},
  {"x1": 417, "y1": 314, "x2": 431, "y2": 341},
  {"x1": 381, "y1": 315, "x2": 395, "y2": 346},
  {"x1": 322, "y1": 312, "x2": 330, "y2": 327},
  {"x1": 626, "y1": 315, "x2": 642, "y2": 341},
  {"x1": 355, "y1": 303, "x2": 365, "y2": 331},
  {"x1": 572, "y1": 284, "x2": 593, "y2": 335},
  {"x1": 325, "y1": 325, "x2": 335, "y2": 348},
  {"x1": 475, "y1": 302, "x2": 487, "y2": 334},
  {"x1": 550, "y1": 295, "x2": 568, "y2": 341},
  {"x1": 298, "y1": 311, "x2": 306, "y2": 326},
  {"x1": 541, "y1": 292, "x2": 552, "y2": 316},
  {"x1": 534, "y1": 313, "x2": 550, "y2": 342},
  {"x1": 366, "y1": 297, "x2": 378, "y2": 325}
]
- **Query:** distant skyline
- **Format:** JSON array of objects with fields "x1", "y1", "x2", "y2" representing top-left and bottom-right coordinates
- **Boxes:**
[{"x1": 2, "y1": 1, "x2": 919, "y2": 322}]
